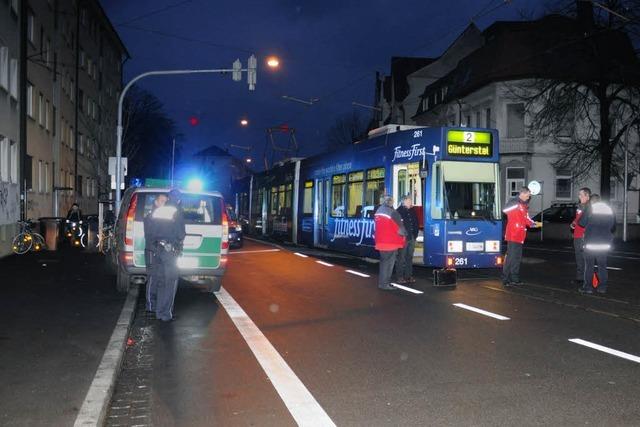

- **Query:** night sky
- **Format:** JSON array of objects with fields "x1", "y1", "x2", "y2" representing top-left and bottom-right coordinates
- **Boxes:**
[{"x1": 102, "y1": 0, "x2": 545, "y2": 167}]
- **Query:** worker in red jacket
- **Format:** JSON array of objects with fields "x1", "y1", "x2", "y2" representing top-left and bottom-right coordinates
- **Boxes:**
[
  {"x1": 502, "y1": 186, "x2": 539, "y2": 286},
  {"x1": 374, "y1": 194, "x2": 407, "y2": 291},
  {"x1": 570, "y1": 187, "x2": 591, "y2": 288}
]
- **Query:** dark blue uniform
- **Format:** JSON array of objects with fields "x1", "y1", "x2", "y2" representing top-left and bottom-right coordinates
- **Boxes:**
[{"x1": 144, "y1": 203, "x2": 186, "y2": 321}]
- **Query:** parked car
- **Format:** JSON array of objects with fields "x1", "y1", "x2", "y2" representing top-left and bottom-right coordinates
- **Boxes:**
[
  {"x1": 226, "y1": 205, "x2": 244, "y2": 248},
  {"x1": 107, "y1": 187, "x2": 229, "y2": 293},
  {"x1": 530, "y1": 202, "x2": 577, "y2": 231}
]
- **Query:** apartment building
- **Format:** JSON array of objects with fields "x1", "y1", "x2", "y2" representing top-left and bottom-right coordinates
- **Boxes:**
[
  {"x1": 0, "y1": 0, "x2": 21, "y2": 258},
  {"x1": 24, "y1": 0, "x2": 127, "y2": 220}
]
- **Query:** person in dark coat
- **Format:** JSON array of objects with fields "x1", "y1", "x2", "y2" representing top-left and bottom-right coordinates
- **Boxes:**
[
  {"x1": 66, "y1": 203, "x2": 83, "y2": 222},
  {"x1": 578, "y1": 194, "x2": 615, "y2": 295},
  {"x1": 570, "y1": 187, "x2": 591, "y2": 288},
  {"x1": 144, "y1": 193, "x2": 169, "y2": 313},
  {"x1": 374, "y1": 194, "x2": 406, "y2": 291},
  {"x1": 396, "y1": 194, "x2": 419, "y2": 284},
  {"x1": 144, "y1": 190, "x2": 186, "y2": 321}
]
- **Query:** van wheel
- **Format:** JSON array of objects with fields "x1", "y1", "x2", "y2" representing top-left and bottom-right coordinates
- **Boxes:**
[
  {"x1": 116, "y1": 268, "x2": 130, "y2": 293},
  {"x1": 208, "y1": 277, "x2": 222, "y2": 293}
]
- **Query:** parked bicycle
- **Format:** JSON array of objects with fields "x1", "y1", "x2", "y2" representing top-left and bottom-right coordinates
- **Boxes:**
[
  {"x1": 97, "y1": 223, "x2": 114, "y2": 254},
  {"x1": 12, "y1": 220, "x2": 46, "y2": 255}
]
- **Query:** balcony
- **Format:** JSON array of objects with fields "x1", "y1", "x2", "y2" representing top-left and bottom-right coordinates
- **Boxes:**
[{"x1": 500, "y1": 137, "x2": 534, "y2": 154}]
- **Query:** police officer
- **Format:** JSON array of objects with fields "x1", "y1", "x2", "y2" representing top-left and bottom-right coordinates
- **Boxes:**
[
  {"x1": 144, "y1": 194, "x2": 169, "y2": 313},
  {"x1": 578, "y1": 194, "x2": 615, "y2": 295},
  {"x1": 145, "y1": 190, "x2": 186, "y2": 322},
  {"x1": 502, "y1": 186, "x2": 539, "y2": 286}
]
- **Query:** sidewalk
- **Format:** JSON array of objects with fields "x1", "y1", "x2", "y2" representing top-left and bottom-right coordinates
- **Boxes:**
[{"x1": 0, "y1": 249, "x2": 126, "y2": 426}]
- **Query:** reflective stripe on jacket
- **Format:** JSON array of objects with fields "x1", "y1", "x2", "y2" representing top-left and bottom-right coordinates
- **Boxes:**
[
  {"x1": 579, "y1": 202, "x2": 615, "y2": 252},
  {"x1": 502, "y1": 197, "x2": 535, "y2": 244}
]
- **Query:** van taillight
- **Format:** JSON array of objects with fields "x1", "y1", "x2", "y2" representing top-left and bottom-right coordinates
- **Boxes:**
[
  {"x1": 124, "y1": 194, "x2": 138, "y2": 249},
  {"x1": 222, "y1": 202, "x2": 229, "y2": 250}
]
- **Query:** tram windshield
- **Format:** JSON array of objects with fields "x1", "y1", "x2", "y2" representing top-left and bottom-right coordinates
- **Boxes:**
[{"x1": 440, "y1": 161, "x2": 500, "y2": 220}]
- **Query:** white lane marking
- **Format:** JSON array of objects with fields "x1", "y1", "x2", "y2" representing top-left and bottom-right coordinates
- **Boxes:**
[
  {"x1": 390, "y1": 282, "x2": 424, "y2": 294},
  {"x1": 229, "y1": 249, "x2": 281, "y2": 254},
  {"x1": 316, "y1": 260, "x2": 334, "y2": 267},
  {"x1": 345, "y1": 269, "x2": 370, "y2": 278},
  {"x1": 74, "y1": 286, "x2": 139, "y2": 427},
  {"x1": 527, "y1": 246, "x2": 640, "y2": 261},
  {"x1": 215, "y1": 288, "x2": 336, "y2": 426},
  {"x1": 294, "y1": 252, "x2": 309, "y2": 258},
  {"x1": 452, "y1": 303, "x2": 510, "y2": 320},
  {"x1": 569, "y1": 338, "x2": 640, "y2": 364},
  {"x1": 606, "y1": 266, "x2": 622, "y2": 271}
]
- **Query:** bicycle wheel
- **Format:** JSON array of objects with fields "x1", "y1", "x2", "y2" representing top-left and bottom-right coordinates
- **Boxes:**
[
  {"x1": 31, "y1": 233, "x2": 46, "y2": 252},
  {"x1": 12, "y1": 233, "x2": 32, "y2": 254}
]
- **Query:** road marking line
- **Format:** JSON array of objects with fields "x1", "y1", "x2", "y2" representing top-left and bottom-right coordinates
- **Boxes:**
[
  {"x1": 569, "y1": 338, "x2": 640, "y2": 364},
  {"x1": 229, "y1": 249, "x2": 281, "y2": 254},
  {"x1": 74, "y1": 286, "x2": 139, "y2": 427},
  {"x1": 345, "y1": 269, "x2": 370, "y2": 278},
  {"x1": 452, "y1": 303, "x2": 510, "y2": 320},
  {"x1": 606, "y1": 266, "x2": 622, "y2": 271},
  {"x1": 293, "y1": 252, "x2": 309, "y2": 258},
  {"x1": 390, "y1": 283, "x2": 424, "y2": 294},
  {"x1": 215, "y1": 287, "x2": 336, "y2": 426},
  {"x1": 316, "y1": 260, "x2": 334, "y2": 267}
]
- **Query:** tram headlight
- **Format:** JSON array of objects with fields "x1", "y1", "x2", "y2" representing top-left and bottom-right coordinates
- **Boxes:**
[
  {"x1": 485, "y1": 240, "x2": 501, "y2": 252},
  {"x1": 447, "y1": 240, "x2": 463, "y2": 253}
]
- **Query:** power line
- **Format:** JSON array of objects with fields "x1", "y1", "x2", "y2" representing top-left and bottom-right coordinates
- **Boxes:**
[{"x1": 115, "y1": 0, "x2": 196, "y2": 26}]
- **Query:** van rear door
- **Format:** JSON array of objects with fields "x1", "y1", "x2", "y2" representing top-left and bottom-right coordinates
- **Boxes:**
[{"x1": 178, "y1": 193, "x2": 224, "y2": 270}]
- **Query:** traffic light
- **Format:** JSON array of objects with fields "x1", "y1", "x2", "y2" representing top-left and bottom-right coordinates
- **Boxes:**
[
  {"x1": 189, "y1": 116, "x2": 199, "y2": 126},
  {"x1": 247, "y1": 54, "x2": 257, "y2": 91},
  {"x1": 232, "y1": 59, "x2": 242, "y2": 82}
]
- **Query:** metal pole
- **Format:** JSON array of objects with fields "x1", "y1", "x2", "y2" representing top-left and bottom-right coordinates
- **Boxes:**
[
  {"x1": 170, "y1": 138, "x2": 176, "y2": 187},
  {"x1": 248, "y1": 174, "x2": 253, "y2": 230},
  {"x1": 115, "y1": 67, "x2": 245, "y2": 215},
  {"x1": 623, "y1": 140, "x2": 629, "y2": 242}
]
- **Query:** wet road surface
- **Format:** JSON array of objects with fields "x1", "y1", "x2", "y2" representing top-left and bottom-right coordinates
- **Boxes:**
[{"x1": 107, "y1": 239, "x2": 640, "y2": 426}]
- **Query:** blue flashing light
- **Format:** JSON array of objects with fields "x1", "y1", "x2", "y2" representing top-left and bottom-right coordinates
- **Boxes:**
[{"x1": 186, "y1": 178, "x2": 204, "y2": 192}]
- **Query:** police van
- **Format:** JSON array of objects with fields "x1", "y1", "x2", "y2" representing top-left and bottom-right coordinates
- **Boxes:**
[{"x1": 108, "y1": 187, "x2": 229, "y2": 293}]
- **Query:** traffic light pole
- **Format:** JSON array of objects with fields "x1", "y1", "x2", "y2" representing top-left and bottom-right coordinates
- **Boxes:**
[{"x1": 115, "y1": 56, "x2": 257, "y2": 215}]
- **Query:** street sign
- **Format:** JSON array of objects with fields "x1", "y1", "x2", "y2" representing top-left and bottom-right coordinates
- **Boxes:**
[
  {"x1": 528, "y1": 180, "x2": 542, "y2": 195},
  {"x1": 108, "y1": 157, "x2": 127, "y2": 176}
]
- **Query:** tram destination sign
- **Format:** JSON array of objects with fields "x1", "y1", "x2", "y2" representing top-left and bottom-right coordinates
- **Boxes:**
[{"x1": 446, "y1": 130, "x2": 493, "y2": 157}]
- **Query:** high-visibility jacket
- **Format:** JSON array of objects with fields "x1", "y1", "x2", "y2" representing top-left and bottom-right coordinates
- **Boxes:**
[
  {"x1": 571, "y1": 203, "x2": 587, "y2": 239},
  {"x1": 374, "y1": 205, "x2": 406, "y2": 251},
  {"x1": 578, "y1": 201, "x2": 615, "y2": 252},
  {"x1": 502, "y1": 197, "x2": 535, "y2": 244}
]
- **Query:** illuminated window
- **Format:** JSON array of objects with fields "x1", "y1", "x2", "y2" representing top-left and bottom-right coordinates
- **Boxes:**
[
  {"x1": 331, "y1": 174, "x2": 346, "y2": 217},
  {"x1": 303, "y1": 181, "x2": 313, "y2": 215},
  {"x1": 364, "y1": 167, "x2": 385, "y2": 215}
]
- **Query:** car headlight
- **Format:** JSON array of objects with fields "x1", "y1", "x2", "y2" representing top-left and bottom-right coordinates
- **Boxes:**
[{"x1": 235, "y1": 224, "x2": 242, "y2": 232}]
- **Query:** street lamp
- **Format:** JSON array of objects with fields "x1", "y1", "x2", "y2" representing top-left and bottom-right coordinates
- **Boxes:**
[
  {"x1": 240, "y1": 118, "x2": 249, "y2": 126},
  {"x1": 266, "y1": 56, "x2": 280, "y2": 69},
  {"x1": 114, "y1": 55, "x2": 258, "y2": 214},
  {"x1": 246, "y1": 158, "x2": 252, "y2": 164}
]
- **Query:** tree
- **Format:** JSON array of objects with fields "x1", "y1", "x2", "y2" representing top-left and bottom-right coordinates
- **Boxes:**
[
  {"x1": 513, "y1": 1, "x2": 640, "y2": 200},
  {"x1": 121, "y1": 86, "x2": 180, "y2": 180},
  {"x1": 326, "y1": 110, "x2": 370, "y2": 150}
]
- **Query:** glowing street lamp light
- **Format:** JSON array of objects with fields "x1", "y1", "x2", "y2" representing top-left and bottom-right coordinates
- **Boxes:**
[
  {"x1": 246, "y1": 158, "x2": 252, "y2": 163},
  {"x1": 266, "y1": 56, "x2": 280, "y2": 69},
  {"x1": 240, "y1": 119, "x2": 249, "y2": 126}
]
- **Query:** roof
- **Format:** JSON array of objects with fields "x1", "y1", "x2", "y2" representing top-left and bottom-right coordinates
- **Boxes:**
[
  {"x1": 383, "y1": 56, "x2": 436, "y2": 103},
  {"x1": 413, "y1": 13, "x2": 640, "y2": 119},
  {"x1": 94, "y1": 0, "x2": 130, "y2": 59},
  {"x1": 193, "y1": 145, "x2": 232, "y2": 157}
]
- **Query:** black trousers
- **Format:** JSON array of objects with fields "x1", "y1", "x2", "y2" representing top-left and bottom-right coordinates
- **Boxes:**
[
  {"x1": 583, "y1": 251, "x2": 608, "y2": 292},
  {"x1": 378, "y1": 250, "x2": 397, "y2": 288},
  {"x1": 502, "y1": 241, "x2": 523, "y2": 283},
  {"x1": 574, "y1": 238, "x2": 585, "y2": 281}
]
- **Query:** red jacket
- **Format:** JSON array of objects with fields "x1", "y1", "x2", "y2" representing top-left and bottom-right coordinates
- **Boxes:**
[
  {"x1": 571, "y1": 205, "x2": 586, "y2": 239},
  {"x1": 503, "y1": 197, "x2": 535, "y2": 244},
  {"x1": 374, "y1": 206, "x2": 406, "y2": 251}
]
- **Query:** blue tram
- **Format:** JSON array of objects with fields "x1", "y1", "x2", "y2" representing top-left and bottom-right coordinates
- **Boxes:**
[{"x1": 234, "y1": 125, "x2": 503, "y2": 269}]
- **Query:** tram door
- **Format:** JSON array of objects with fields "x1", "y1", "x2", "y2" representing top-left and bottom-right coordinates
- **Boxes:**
[
  {"x1": 315, "y1": 178, "x2": 331, "y2": 247},
  {"x1": 392, "y1": 163, "x2": 422, "y2": 207}
]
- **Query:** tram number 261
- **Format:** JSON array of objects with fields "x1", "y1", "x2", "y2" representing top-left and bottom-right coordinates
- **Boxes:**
[{"x1": 453, "y1": 257, "x2": 468, "y2": 266}]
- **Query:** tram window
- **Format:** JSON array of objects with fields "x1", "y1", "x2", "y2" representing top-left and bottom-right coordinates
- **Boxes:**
[
  {"x1": 270, "y1": 186, "x2": 279, "y2": 215},
  {"x1": 431, "y1": 163, "x2": 443, "y2": 219},
  {"x1": 303, "y1": 181, "x2": 313, "y2": 215},
  {"x1": 331, "y1": 174, "x2": 346, "y2": 217},
  {"x1": 252, "y1": 190, "x2": 262, "y2": 214},
  {"x1": 347, "y1": 171, "x2": 364, "y2": 217},
  {"x1": 365, "y1": 167, "x2": 385, "y2": 216},
  {"x1": 283, "y1": 183, "x2": 292, "y2": 216},
  {"x1": 444, "y1": 182, "x2": 496, "y2": 220}
]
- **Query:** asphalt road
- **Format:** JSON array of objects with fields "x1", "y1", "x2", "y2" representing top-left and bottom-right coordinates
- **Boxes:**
[{"x1": 107, "y1": 239, "x2": 640, "y2": 426}]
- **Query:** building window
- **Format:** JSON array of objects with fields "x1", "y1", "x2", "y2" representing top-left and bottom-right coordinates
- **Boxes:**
[
  {"x1": 506, "y1": 167, "x2": 525, "y2": 200},
  {"x1": 27, "y1": 10, "x2": 35, "y2": 44},
  {"x1": 69, "y1": 127, "x2": 74, "y2": 149},
  {"x1": 44, "y1": 163, "x2": 49, "y2": 193},
  {"x1": 10, "y1": 58, "x2": 17, "y2": 99},
  {"x1": 610, "y1": 178, "x2": 619, "y2": 201},
  {"x1": 507, "y1": 103, "x2": 525, "y2": 138},
  {"x1": 555, "y1": 170, "x2": 572, "y2": 199},
  {"x1": 475, "y1": 112, "x2": 481, "y2": 128},
  {"x1": 27, "y1": 83, "x2": 34, "y2": 117},
  {"x1": 0, "y1": 137, "x2": 9, "y2": 182},
  {"x1": 45, "y1": 100, "x2": 50, "y2": 131},
  {"x1": 0, "y1": 46, "x2": 8, "y2": 91},
  {"x1": 78, "y1": 133, "x2": 84, "y2": 154},
  {"x1": 38, "y1": 160, "x2": 43, "y2": 193},
  {"x1": 38, "y1": 93, "x2": 44, "y2": 126},
  {"x1": 77, "y1": 175, "x2": 83, "y2": 197},
  {"x1": 10, "y1": 141, "x2": 17, "y2": 183},
  {"x1": 485, "y1": 108, "x2": 492, "y2": 128},
  {"x1": 45, "y1": 38, "x2": 51, "y2": 66},
  {"x1": 52, "y1": 107, "x2": 56, "y2": 136},
  {"x1": 465, "y1": 115, "x2": 471, "y2": 127},
  {"x1": 11, "y1": 0, "x2": 19, "y2": 15},
  {"x1": 558, "y1": 108, "x2": 575, "y2": 137}
]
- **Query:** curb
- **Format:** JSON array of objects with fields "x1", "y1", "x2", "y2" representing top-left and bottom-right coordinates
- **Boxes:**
[{"x1": 74, "y1": 285, "x2": 140, "y2": 427}]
